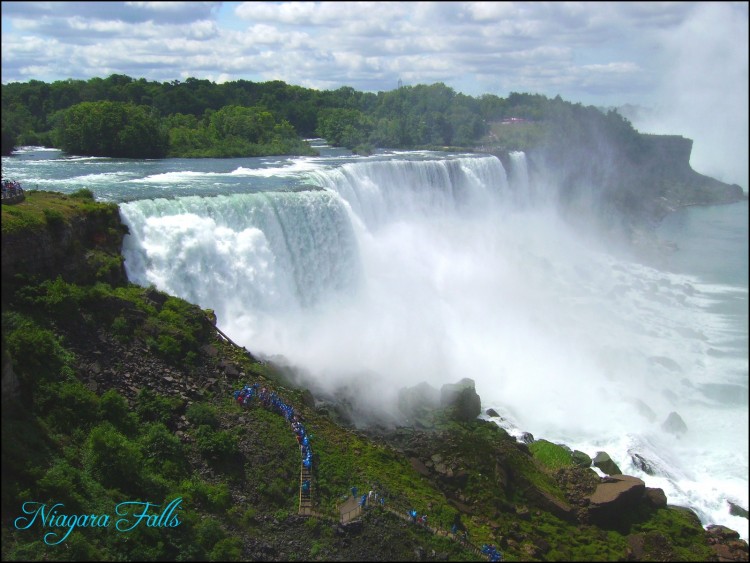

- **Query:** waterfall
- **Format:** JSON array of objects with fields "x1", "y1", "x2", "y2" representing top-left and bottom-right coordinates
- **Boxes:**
[
  {"x1": 305, "y1": 155, "x2": 510, "y2": 228},
  {"x1": 120, "y1": 190, "x2": 361, "y2": 319}
]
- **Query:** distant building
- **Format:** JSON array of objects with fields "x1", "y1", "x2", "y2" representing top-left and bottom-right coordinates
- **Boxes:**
[{"x1": 500, "y1": 117, "x2": 529, "y2": 125}]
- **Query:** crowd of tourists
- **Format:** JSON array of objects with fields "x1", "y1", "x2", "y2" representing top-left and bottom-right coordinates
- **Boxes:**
[
  {"x1": 481, "y1": 543, "x2": 503, "y2": 561},
  {"x1": 233, "y1": 383, "x2": 502, "y2": 561},
  {"x1": 1, "y1": 179, "x2": 24, "y2": 200},
  {"x1": 233, "y1": 383, "x2": 313, "y2": 469}
]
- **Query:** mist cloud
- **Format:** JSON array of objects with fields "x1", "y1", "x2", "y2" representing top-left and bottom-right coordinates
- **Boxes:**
[{"x1": 628, "y1": 3, "x2": 749, "y2": 191}]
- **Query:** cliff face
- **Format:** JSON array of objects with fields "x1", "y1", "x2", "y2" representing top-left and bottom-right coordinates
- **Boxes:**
[
  {"x1": 637, "y1": 134, "x2": 745, "y2": 210},
  {"x1": 489, "y1": 125, "x2": 744, "y2": 234},
  {"x1": 527, "y1": 131, "x2": 745, "y2": 229},
  {"x1": 1, "y1": 192, "x2": 128, "y2": 295}
]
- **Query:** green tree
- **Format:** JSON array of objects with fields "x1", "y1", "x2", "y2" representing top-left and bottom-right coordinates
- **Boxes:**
[
  {"x1": 316, "y1": 108, "x2": 372, "y2": 148},
  {"x1": 85, "y1": 422, "x2": 143, "y2": 492},
  {"x1": 52, "y1": 101, "x2": 168, "y2": 158}
]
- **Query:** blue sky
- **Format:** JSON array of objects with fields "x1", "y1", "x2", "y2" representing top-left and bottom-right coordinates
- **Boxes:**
[{"x1": 1, "y1": 1, "x2": 748, "y2": 186}]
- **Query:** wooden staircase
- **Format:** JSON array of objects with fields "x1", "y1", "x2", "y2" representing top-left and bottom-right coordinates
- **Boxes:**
[{"x1": 299, "y1": 464, "x2": 313, "y2": 515}]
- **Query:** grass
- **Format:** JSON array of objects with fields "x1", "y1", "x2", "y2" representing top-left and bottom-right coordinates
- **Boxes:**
[
  {"x1": 1, "y1": 190, "x2": 111, "y2": 235},
  {"x1": 528, "y1": 439, "x2": 574, "y2": 471}
]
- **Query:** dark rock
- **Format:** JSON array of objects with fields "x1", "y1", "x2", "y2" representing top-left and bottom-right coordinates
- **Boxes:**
[
  {"x1": 409, "y1": 457, "x2": 430, "y2": 477},
  {"x1": 661, "y1": 411, "x2": 688, "y2": 436},
  {"x1": 625, "y1": 532, "x2": 675, "y2": 561},
  {"x1": 588, "y1": 475, "x2": 646, "y2": 528},
  {"x1": 729, "y1": 501, "x2": 749, "y2": 519},
  {"x1": 440, "y1": 378, "x2": 481, "y2": 422},
  {"x1": 523, "y1": 487, "x2": 576, "y2": 522},
  {"x1": 571, "y1": 450, "x2": 592, "y2": 467},
  {"x1": 630, "y1": 452, "x2": 657, "y2": 475},
  {"x1": 520, "y1": 432, "x2": 535, "y2": 444},
  {"x1": 593, "y1": 451, "x2": 622, "y2": 475},
  {"x1": 645, "y1": 487, "x2": 667, "y2": 508},
  {"x1": 535, "y1": 537, "x2": 551, "y2": 555},
  {"x1": 486, "y1": 408, "x2": 500, "y2": 417},
  {"x1": 343, "y1": 520, "x2": 363, "y2": 534},
  {"x1": 443, "y1": 469, "x2": 470, "y2": 489},
  {"x1": 707, "y1": 525, "x2": 741, "y2": 541}
]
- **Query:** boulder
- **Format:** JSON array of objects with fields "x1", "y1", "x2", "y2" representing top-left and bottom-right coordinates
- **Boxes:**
[
  {"x1": 409, "y1": 457, "x2": 430, "y2": 477},
  {"x1": 593, "y1": 451, "x2": 622, "y2": 475},
  {"x1": 588, "y1": 475, "x2": 646, "y2": 527},
  {"x1": 486, "y1": 408, "x2": 500, "y2": 417},
  {"x1": 523, "y1": 487, "x2": 576, "y2": 522},
  {"x1": 520, "y1": 432, "x2": 535, "y2": 444},
  {"x1": 440, "y1": 378, "x2": 481, "y2": 422},
  {"x1": 571, "y1": 450, "x2": 592, "y2": 468},
  {"x1": 706, "y1": 525, "x2": 741, "y2": 541},
  {"x1": 645, "y1": 487, "x2": 667, "y2": 508},
  {"x1": 630, "y1": 452, "x2": 657, "y2": 475},
  {"x1": 661, "y1": 411, "x2": 688, "y2": 436},
  {"x1": 729, "y1": 501, "x2": 749, "y2": 519}
]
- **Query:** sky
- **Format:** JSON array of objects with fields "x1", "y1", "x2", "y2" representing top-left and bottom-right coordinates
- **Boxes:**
[{"x1": 1, "y1": 1, "x2": 748, "y2": 187}]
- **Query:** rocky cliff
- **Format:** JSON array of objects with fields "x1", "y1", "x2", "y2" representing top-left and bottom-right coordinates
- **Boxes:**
[
  {"x1": 489, "y1": 126, "x2": 745, "y2": 236},
  {"x1": 1, "y1": 190, "x2": 128, "y2": 296}
]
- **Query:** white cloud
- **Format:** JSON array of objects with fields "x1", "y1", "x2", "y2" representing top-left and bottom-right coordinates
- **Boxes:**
[{"x1": 1, "y1": 0, "x2": 746, "y2": 143}]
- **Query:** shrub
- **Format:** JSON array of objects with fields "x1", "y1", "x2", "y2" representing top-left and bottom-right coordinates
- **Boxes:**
[
  {"x1": 195, "y1": 517, "x2": 226, "y2": 551},
  {"x1": 37, "y1": 458, "x2": 90, "y2": 512},
  {"x1": 70, "y1": 188, "x2": 95, "y2": 200},
  {"x1": 195, "y1": 425, "x2": 238, "y2": 463},
  {"x1": 138, "y1": 422, "x2": 187, "y2": 479},
  {"x1": 210, "y1": 537, "x2": 243, "y2": 562},
  {"x1": 3, "y1": 312, "x2": 74, "y2": 385},
  {"x1": 135, "y1": 388, "x2": 183, "y2": 425},
  {"x1": 186, "y1": 403, "x2": 219, "y2": 429},
  {"x1": 40, "y1": 380, "x2": 100, "y2": 430},
  {"x1": 85, "y1": 422, "x2": 143, "y2": 492}
]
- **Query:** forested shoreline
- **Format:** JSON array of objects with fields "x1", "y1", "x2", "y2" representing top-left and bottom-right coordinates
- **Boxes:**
[{"x1": 2, "y1": 74, "x2": 638, "y2": 159}]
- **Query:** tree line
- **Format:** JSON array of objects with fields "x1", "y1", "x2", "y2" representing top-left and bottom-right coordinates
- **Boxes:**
[{"x1": 1, "y1": 74, "x2": 641, "y2": 159}]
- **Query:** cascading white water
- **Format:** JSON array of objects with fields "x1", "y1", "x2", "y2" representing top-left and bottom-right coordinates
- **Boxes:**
[
  {"x1": 121, "y1": 190, "x2": 361, "y2": 321},
  {"x1": 119, "y1": 152, "x2": 747, "y2": 540},
  {"x1": 304, "y1": 156, "x2": 509, "y2": 228}
]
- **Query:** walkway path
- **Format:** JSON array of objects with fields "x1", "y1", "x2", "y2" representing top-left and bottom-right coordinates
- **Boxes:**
[{"x1": 232, "y1": 381, "x2": 495, "y2": 560}]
